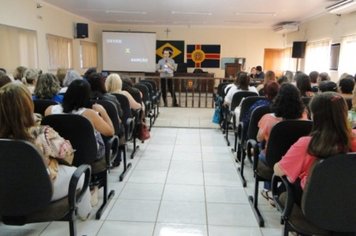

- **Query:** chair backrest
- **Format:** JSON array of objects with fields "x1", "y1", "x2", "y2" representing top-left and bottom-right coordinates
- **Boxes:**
[
  {"x1": 0, "y1": 139, "x2": 52, "y2": 216},
  {"x1": 41, "y1": 114, "x2": 98, "y2": 167},
  {"x1": 239, "y1": 96, "x2": 266, "y2": 122},
  {"x1": 91, "y1": 100, "x2": 120, "y2": 135},
  {"x1": 134, "y1": 83, "x2": 151, "y2": 104},
  {"x1": 33, "y1": 99, "x2": 58, "y2": 116},
  {"x1": 217, "y1": 82, "x2": 230, "y2": 98},
  {"x1": 265, "y1": 120, "x2": 313, "y2": 168},
  {"x1": 345, "y1": 98, "x2": 352, "y2": 110},
  {"x1": 247, "y1": 105, "x2": 271, "y2": 141},
  {"x1": 231, "y1": 91, "x2": 258, "y2": 111},
  {"x1": 302, "y1": 153, "x2": 356, "y2": 232},
  {"x1": 140, "y1": 79, "x2": 158, "y2": 94},
  {"x1": 111, "y1": 93, "x2": 132, "y2": 125}
]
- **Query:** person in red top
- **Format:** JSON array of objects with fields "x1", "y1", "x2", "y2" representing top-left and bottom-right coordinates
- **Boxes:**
[{"x1": 274, "y1": 92, "x2": 356, "y2": 204}]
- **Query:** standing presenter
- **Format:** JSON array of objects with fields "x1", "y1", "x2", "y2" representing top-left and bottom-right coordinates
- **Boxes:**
[{"x1": 157, "y1": 49, "x2": 178, "y2": 107}]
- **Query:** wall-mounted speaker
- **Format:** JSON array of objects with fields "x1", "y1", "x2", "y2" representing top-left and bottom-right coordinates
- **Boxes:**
[
  {"x1": 292, "y1": 41, "x2": 307, "y2": 58},
  {"x1": 76, "y1": 23, "x2": 88, "y2": 38}
]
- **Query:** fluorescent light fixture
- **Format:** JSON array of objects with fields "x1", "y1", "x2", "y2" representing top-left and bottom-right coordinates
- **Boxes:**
[
  {"x1": 171, "y1": 11, "x2": 212, "y2": 16},
  {"x1": 106, "y1": 10, "x2": 147, "y2": 14},
  {"x1": 235, "y1": 11, "x2": 276, "y2": 16},
  {"x1": 115, "y1": 19, "x2": 154, "y2": 23},
  {"x1": 326, "y1": 0, "x2": 356, "y2": 14}
]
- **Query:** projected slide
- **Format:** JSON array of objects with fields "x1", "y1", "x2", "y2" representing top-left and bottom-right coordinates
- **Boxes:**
[{"x1": 102, "y1": 31, "x2": 156, "y2": 72}]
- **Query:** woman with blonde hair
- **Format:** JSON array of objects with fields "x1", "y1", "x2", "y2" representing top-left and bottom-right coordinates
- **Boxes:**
[
  {"x1": 33, "y1": 73, "x2": 63, "y2": 103},
  {"x1": 0, "y1": 83, "x2": 92, "y2": 220},
  {"x1": 257, "y1": 70, "x2": 277, "y2": 95}
]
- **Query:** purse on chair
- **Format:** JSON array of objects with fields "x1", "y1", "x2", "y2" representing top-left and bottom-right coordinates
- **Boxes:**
[{"x1": 138, "y1": 123, "x2": 150, "y2": 141}]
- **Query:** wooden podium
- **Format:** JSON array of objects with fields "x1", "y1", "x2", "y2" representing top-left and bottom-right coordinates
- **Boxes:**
[{"x1": 225, "y1": 63, "x2": 241, "y2": 78}]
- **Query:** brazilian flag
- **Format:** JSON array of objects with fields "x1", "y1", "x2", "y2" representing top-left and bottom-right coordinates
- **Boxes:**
[{"x1": 156, "y1": 40, "x2": 185, "y2": 63}]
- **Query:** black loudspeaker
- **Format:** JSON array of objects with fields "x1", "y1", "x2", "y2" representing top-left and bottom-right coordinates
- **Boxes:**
[
  {"x1": 292, "y1": 41, "x2": 307, "y2": 58},
  {"x1": 76, "y1": 23, "x2": 88, "y2": 38}
]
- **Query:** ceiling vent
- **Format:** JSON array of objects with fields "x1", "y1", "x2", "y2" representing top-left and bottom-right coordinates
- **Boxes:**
[
  {"x1": 326, "y1": 0, "x2": 356, "y2": 14},
  {"x1": 273, "y1": 22, "x2": 299, "y2": 34}
]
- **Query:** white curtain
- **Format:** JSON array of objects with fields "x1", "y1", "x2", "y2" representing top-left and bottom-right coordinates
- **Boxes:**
[
  {"x1": 339, "y1": 35, "x2": 356, "y2": 75},
  {"x1": 304, "y1": 40, "x2": 330, "y2": 74},
  {"x1": 0, "y1": 24, "x2": 38, "y2": 73},
  {"x1": 47, "y1": 34, "x2": 73, "y2": 70}
]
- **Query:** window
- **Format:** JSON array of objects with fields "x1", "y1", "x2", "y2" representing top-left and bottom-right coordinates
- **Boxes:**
[
  {"x1": 281, "y1": 47, "x2": 296, "y2": 72},
  {"x1": 80, "y1": 41, "x2": 97, "y2": 69},
  {"x1": 304, "y1": 40, "x2": 330, "y2": 74},
  {"x1": 0, "y1": 24, "x2": 38, "y2": 71},
  {"x1": 47, "y1": 34, "x2": 73, "y2": 70},
  {"x1": 339, "y1": 35, "x2": 356, "y2": 75}
]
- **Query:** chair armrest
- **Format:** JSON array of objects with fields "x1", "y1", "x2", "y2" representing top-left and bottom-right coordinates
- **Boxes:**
[
  {"x1": 271, "y1": 175, "x2": 284, "y2": 212},
  {"x1": 125, "y1": 117, "x2": 135, "y2": 140},
  {"x1": 252, "y1": 142, "x2": 261, "y2": 171},
  {"x1": 68, "y1": 164, "x2": 91, "y2": 209},
  {"x1": 272, "y1": 175, "x2": 295, "y2": 220},
  {"x1": 102, "y1": 135, "x2": 119, "y2": 167}
]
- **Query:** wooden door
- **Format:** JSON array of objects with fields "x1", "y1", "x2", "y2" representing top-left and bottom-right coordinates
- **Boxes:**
[{"x1": 264, "y1": 49, "x2": 284, "y2": 77}]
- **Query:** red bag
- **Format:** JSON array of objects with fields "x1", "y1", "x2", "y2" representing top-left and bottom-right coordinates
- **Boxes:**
[{"x1": 138, "y1": 123, "x2": 150, "y2": 141}]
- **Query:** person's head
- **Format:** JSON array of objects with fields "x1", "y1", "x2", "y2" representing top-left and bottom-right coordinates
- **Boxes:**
[
  {"x1": 319, "y1": 81, "x2": 337, "y2": 92},
  {"x1": 277, "y1": 75, "x2": 288, "y2": 85},
  {"x1": 56, "y1": 67, "x2": 67, "y2": 87},
  {"x1": 34, "y1": 73, "x2": 61, "y2": 99},
  {"x1": 237, "y1": 72, "x2": 250, "y2": 90},
  {"x1": 250, "y1": 67, "x2": 256, "y2": 74},
  {"x1": 295, "y1": 72, "x2": 312, "y2": 96},
  {"x1": 105, "y1": 73, "x2": 122, "y2": 93},
  {"x1": 338, "y1": 77, "x2": 355, "y2": 94},
  {"x1": 271, "y1": 83, "x2": 304, "y2": 119},
  {"x1": 264, "y1": 70, "x2": 276, "y2": 84},
  {"x1": 14, "y1": 66, "x2": 27, "y2": 81},
  {"x1": 87, "y1": 72, "x2": 107, "y2": 94},
  {"x1": 318, "y1": 72, "x2": 330, "y2": 83},
  {"x1": 0, "y1": 73, "x2": 11, "y2": 88},
  {"x1": 284, "y1": 70, "x2": 294, "y2": 82},
  {"x1": 0, "y1": 68, "x2": 6, "y2": 74},
  {"x1": 256, "y1": 66, "x2": 262, "y2": 73},
  {"x1": 62, "y1": 79, "x2": 91, "y2": 113},
  {"x1": 83, "y1": 67, "x2": 97, "y2": 80},
  {"x1": 122, "y1": 77, "x2": 134, "y2": 90},
  {"x1": 309, "y1": 71, "x2": 319, "y2": 84},
  {"x1": 23, "y1": 68, "x2": 39, "y2": 85},
  {"x1": 162, "y1": 47, "x2": 172, "y2": 59},
  {"x1": 308, "y1": 92, "x2": 351, "y2": 158},
  {"x1": 63, "y1": 70, "x2": 82, "y2": 87},
  {"x1": 0, "y1": 83, "x2": 35, "y2": 140},
  {"x1": 263, "y1": 81, "x2": 280, "y2": 101}
]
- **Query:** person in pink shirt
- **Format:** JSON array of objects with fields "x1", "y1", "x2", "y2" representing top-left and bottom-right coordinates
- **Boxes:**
[
  {"x1": 274, "y1": 92, "x2": 356, "y2": 205},
  {"x1": 257, "y1": 83, "x2": 307, "y2": 201}
]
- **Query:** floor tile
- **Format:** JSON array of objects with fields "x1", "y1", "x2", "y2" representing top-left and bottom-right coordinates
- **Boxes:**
[
  {"x1": 97, "y1": 221, "x2": 155, "y2": 236},
  {"x1": 154, "y1": 223, "x2": 208, "y2": 236},
  {"x1": 119, "y1": 183, "x2": 164, "y2": 200},
  {"x1": 107, "y1": 199, "x2": 160, "y2": 222},
  {"x1": 169, "y1": 160, "x2": 203, "y2": 172},
  {"x1": 205, "y1": 186, "x2": 249, "y2": 204},
  {"x1": 157, "y1": 201, "x2": 206, "y2": 225},
  {"x1": 208, "y1": 225, "x2": 262, "y2": 236},
  {"x1": 135, "y1": 159, "x2": 171, "y2": 171},
  {"x1": 166, "y1": 170, "x2": 204, "y2": 185},
  {"x1": 162, "y1": 184, "x2": 205, "y2": 202},
  {"x1": 128, "y1": 170, "x2": 168, "y2": 184},
  {"x1": 41, "y1": 220, "x2": 103, "y2": 236},
  {"x1": 0, "y1": 223, "x2": 49, "y2": 236},
  {"x1": 204, "y1": 172, "x2": 242, "y2": 187}
]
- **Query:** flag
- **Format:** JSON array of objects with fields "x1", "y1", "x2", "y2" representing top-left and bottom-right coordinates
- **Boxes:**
[
  {"x1": 156, "y1": 40, "x2": 185, "y2": 63},
  {"x1": 187, "y1": 44, "x2": 221, "y2": 68}
]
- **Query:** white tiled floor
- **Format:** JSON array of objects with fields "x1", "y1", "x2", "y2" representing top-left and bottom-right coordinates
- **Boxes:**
[{"x1": 0, "y1": 108, "x2": 283, "y2": 236}]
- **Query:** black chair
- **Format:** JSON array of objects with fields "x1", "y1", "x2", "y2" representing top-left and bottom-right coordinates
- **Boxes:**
[
  {"x1": 234, "y1": 96, "x2": 266, "y2": 153},
  {"x1": 112, "y1": 93, "x2": 140, "y2": 158},
  {"x1": 224, "y1": 91, "x2": 258, "y2": 146},
  {"x1": 41, "y1": 114, "x2": 115, "y2": 219},
  {"x1": 249, "y1": 120, "x2": 313, "y2": 227},
  {"x1": 33, "y1": 99, "x2": 58, "y2": 116},
  {"x1": 272, "y1": 153, "x2": 356, "y2": 236},
  {"x1": 140, "y1": 79, "x2": 160, "y2": 118},
  {"x1": 139, "y1": 80, "x2": 159, "y2": 122},
  {"x1": 0, "y1": 139, "x2": 91, "y2": 236},
  {"x1": 239, "y1": 105, "x2": 271, "y2": 187},
  {"x1": 134, "y1": 83, "x2": 154, "y2": 130}
]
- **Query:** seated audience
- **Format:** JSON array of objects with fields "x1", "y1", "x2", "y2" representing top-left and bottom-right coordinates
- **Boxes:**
[
  {"x1": 61, "y1": 69, "x2": 82, "y2": 93},
  {"x1": 255, "y1": 65, "x2": 265, "y2": 79},
  {"x1": 256, "y1": 70, "x2": 277, "y2": 95},
  {"x1": 295, "y1": 72, "x2": 314, "y2": 97},
  {"x1": 274, "y1": 92, "x2": 356, "y2": 205},
  {"x1": 277, "y1": 75, "x2": 288, "y2": 85},
  {"x1": 249, "y1": 67, "x2": 257, "y2": 79},
  {"x1": 309, "y1": 71, "x2": 319, "y2": 92},
  {"x1": 33, "y1": 73, "x2": 63, "y2": 103},
  {"x1": 338, "y1": 76, "x2": 355, "y2": 100},
  {"x1": 224, "y1": 72, "x2": 258, "y2": 108},
  {"x1": 45, "y1": 79, "x2": 114, "y2": 160},
  {"x1": 0, "y1": 83, "x2": 92, "y2": 220},
  {"x1": 23, "y1": 68, "x2": 40, "y2": 94},
  {"x1": 284, "y1": 70, "x2": 294, "y2": 83},
  {"x1": 318, "y1": 72, "x2": 330, "y2": 84},
  {"x1": 0, "y1": 72, "x2": 11, "y2": 88},
  {"x1": 257, "y1": 83, "x2": 307, "y2": 202},
  {"x1": 56, "y1": 67, "x2": 67, "y2": 87},
  {"x1": 13, "y1": 66, "x2": 27, "y2": 82},
  {"x1": 319, "y1": 81, "x2": 337, "y2": 92}
]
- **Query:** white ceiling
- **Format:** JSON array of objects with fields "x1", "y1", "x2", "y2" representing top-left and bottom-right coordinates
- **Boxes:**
[{"x1": 42, "y1": 0, "x2": 339, "y2": 28}]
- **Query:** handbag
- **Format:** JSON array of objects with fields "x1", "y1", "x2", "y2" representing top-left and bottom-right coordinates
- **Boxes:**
[
  {"x1": 212, "y1": 105, "x2": 221, "y2": 124},
  {"x1": 138, "y1": 123, "x2": 150, "y2": 141}
]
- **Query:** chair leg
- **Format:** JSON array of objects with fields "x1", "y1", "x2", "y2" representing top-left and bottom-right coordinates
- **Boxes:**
[
  {"x1": 119, "y1": 145, "x2": 132, "y2": 181},
  {"x1": 238, "y1": 147, "x2": 247, "y2": 187},
  {"x1": 95, "y1": 173, "x2": 115, "y2": 219},
  {"x1": 248, "y1": 177, "x2": 264, "y2": 227},
  {"x1": 233, "y1": 130, "x2": 238, "y2": 152},
  {"x1": 130, "y1": 136, "x2": 139, "y2": 159},
  {"x1": 69, "y1": 218, "x2": 76, "y2": 236},
  {"x1": 225, "y1": 118, "x2": 230, "y2": 146}
]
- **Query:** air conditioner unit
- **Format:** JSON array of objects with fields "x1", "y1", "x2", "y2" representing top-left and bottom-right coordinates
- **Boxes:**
[
  {"x1": 273, "y1": 23, "x2": 299, "y2": 34},
  {"x1": 326, "y1": 0, "x2": 356, "y2": 14}
]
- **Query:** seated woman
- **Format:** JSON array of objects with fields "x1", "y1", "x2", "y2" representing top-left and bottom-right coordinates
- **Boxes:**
[
  {"x1": 0, "y1": 83, "x2": 92, "y2": 220},
  {"x1": 295, "y1": 72, "x2": 314, "y2": 97},
  {"x1": 274, "y1": 92, "x2": 356, "y2": 205},
  {"x1": 45, "y1": 79, "x2": 114, "y2": 160},
  {"x1": 60, "y1": 69, "x2": 82, "y2": 94},
  {"x1": 33, "y1": 73, "x2": 63, "y2": 103},
  {"x1": 256, "y1": 70, "x2": 277, "y2": 95},
  {"x1": 257, "y1": 83, "x2": 308, "y2": 202},
  {"x1": 105, "y1": 73, "x2": 142, "y2": 110}
]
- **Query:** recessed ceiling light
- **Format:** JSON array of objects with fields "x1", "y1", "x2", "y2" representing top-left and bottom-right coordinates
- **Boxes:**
[
  {"x1": 235, "y1": 11, "x2": 276, "y2": 16},
  {"x1": 171, "y1": 11, "x2": 212, "y2": 16},
  {"x1": 106, "y1": 10, "x2": 147, "y2": 14}
]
